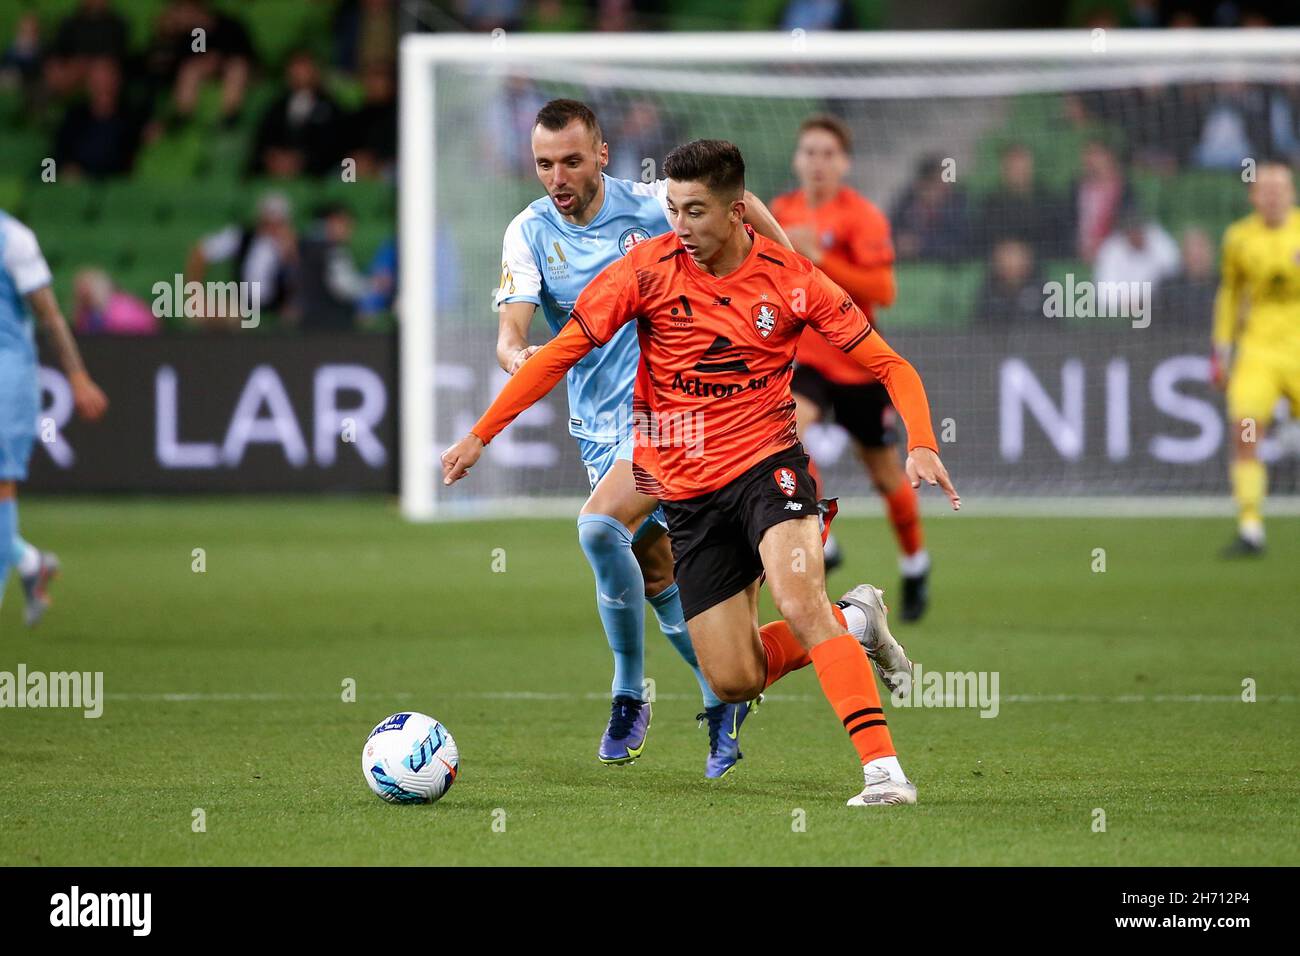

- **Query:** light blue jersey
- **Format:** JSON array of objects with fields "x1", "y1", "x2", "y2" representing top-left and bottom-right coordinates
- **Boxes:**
[
  {"x1": 494, "y1": 174, "x2": 672, "y2": 444},
  {"x1": 0, "y1": 210, "x2": 49, "y2": 481},
  {"x1": 493, "y1": 178, "x2": 713, "y2": 718}
]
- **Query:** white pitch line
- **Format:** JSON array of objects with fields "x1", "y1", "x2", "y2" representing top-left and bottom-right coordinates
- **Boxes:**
[{"x1": 102, "y1": 691, "x2": 1297, "y2": 704}]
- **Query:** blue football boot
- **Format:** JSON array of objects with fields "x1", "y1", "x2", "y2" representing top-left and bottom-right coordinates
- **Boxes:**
[
  {"x1": 698, "y1": 697, "x2": 760, "y2": 779},
  {"x1": 598, "y1": 696, "x2": 651, "y2": 764}
]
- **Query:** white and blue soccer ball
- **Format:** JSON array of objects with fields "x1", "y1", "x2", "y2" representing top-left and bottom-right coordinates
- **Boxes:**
[{"x1": 362, "y1": 712, "x2": 459, "y2": 804}]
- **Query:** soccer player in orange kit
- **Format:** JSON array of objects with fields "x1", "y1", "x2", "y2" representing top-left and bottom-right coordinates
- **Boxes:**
[
  {"x1": 771, "y1": 115, "x2": 932, "y2": 620},
  {"x1": 442, "y1": 140, "x2": 960, "y2": 806}
]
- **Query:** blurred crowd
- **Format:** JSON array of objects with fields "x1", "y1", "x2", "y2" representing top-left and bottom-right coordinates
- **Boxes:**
[
  {"x1": 2, "y1": 0, "x2": 1297, "y2": 334},
  {"x1": 1, "y1": 0, "x2": 397, "y2": 181},
  {"x1": 60, "y1": 191, "x2": 431, "y2": 335},
  {"x1": 0, "y1": 0, "x2": 401, "y2": 332},
  {"x1": 921, "y1": 81, "x2": 1300, "y2": 326},
  {"x1": 484, "y1": 70, "x2": 1295, "y2": 328},
  {"x1": 898, "y1": 132, "x2": 1220, "y2": 326}
]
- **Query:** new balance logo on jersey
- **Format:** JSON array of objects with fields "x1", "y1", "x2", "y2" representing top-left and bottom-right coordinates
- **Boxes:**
[
  {"x1": 753, "y1": 303, "x2": 779, "y2": 339},
  {"x1": 693, "y1": 335, "x2": 750, "y2": 374},
  {"x1": 774, "y1": 467, "x2": 798, "y2": 497}
]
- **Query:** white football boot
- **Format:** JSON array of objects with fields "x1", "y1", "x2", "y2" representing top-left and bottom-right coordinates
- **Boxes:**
[
  {"x1": 836, "y1": 584, "x2": 913, "y2": 694},
  {"x1": 20, "y1": 550, "x2": 61, "y2": 628},
  {"x1": 847, "y1": 765, "x2": 918, "y2": 807}
]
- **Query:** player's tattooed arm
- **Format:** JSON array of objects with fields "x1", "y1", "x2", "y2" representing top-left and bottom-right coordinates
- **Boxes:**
[
  {"x1": 741, "y1": 191, "x2": 793, "y2": 251},
  {"x1": 25, "y1": 285, "x2": 109, "y2": 422},
  {"x1": 498, "y1": 301, "x2": 541, "y2": 375}
]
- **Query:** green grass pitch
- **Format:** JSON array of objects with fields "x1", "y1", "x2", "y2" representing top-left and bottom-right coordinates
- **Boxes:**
[{"x1": 1, "y1": 498, "x2": 1296, "y2": 866}]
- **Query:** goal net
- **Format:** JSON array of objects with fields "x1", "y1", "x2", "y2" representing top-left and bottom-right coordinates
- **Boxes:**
[{"x1": 399, "y1": 30, "x2": 1300, "y2": 520}]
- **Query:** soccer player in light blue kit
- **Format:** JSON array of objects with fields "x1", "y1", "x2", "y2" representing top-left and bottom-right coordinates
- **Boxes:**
[
  {"x1": 0, "y1": 210, "x2": 108, "y2": 626},
  {"x1": 493, "y1": 100, "x2": 791, "y2": 776}
]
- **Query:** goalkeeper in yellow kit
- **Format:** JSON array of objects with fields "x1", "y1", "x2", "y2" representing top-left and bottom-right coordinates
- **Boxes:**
[{"x1": 1211, "y1": 161, "x2": 1300, "y2": 556}]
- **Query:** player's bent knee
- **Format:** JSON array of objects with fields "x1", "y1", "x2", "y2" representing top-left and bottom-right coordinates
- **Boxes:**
[
  {"x1": 698, "y1": 655, "x2": 764, "y2": 703},
  {"x1": 642, "y1": 573, "x2": 672, "y2": 598},
  {"x1": 576, "y1": 514, "x2": 632, "y2": 561},
  {"x1": 709, "y1": 674, "x2": 763, "y2": 704},
  {"x1": 772, "y1": 592, "x2": 829, "y2": 635}
]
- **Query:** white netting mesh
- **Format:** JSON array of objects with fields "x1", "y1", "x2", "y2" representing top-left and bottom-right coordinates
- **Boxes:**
[{"x1": 405, "y1": 38, "x2": 1300, "y2": 517}]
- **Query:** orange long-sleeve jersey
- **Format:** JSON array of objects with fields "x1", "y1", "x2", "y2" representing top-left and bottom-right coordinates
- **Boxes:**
[
  {"x1": 769, "y1": 186, "x2": 895, "y2": 385},
  {"x1": 472, "y1": 228, "x2": 936, "y2": 500}
]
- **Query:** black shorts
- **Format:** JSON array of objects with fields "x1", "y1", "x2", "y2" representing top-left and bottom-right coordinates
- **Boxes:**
[
  {"x1": 791, "y1": 364, "x2": 897, "y2": 448},
  {"x1": 661, "y1": 444, "x2": 819, "y2": 621}
]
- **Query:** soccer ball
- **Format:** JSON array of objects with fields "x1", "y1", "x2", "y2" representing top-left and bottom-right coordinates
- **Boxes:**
[{"x1": 362, "y1": 712, "x2": 459, "y2": 804}]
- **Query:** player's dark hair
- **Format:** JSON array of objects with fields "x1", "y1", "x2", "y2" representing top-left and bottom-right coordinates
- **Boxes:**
[
  {"x1": 534, "y1": 99, "x2": 603, "y2": 146},
  {"x1": 799, "y1": 114, "x2": 852, "y2": 154},
  {"x1": 663, "y1": 139, "x2": 746, "y2": 199}
]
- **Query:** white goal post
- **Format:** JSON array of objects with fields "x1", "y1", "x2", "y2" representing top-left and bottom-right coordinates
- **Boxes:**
[{"x1": 399, "y1": 29, "x2": 1300, "y2": 521}]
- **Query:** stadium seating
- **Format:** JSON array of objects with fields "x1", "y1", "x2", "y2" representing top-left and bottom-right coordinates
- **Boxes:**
[
  {"x1": 0, "y1": 0, "x2": 1263, "y2": 331},
  {"x1": 883, "y1": 263, "x2": 984, "y2": 329}
]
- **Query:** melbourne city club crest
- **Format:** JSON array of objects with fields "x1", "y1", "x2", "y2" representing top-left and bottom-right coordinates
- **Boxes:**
[
  {"x1": 619, "y1": 227, "x2": 651, "y2": 255},
  {"x1": 752, "y1": 301, "x2": 779, "y2": 339},
  {"x1": 773, "y1": 466, "x2": 797, "y2": 497}
]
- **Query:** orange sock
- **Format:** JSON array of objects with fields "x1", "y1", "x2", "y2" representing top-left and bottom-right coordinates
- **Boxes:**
[
  {"x1": 758, "y1": 620, "x2": 809, "y2": 688},
  {"x1": 884, "y1": 481, "x2": 923, "y2": 557},
  {"x1": 810, "y1": 633, "x2": 895, "y2": 764},
  {"x1": 758, "y1": 606, "x2": 850, "y2": 688}
]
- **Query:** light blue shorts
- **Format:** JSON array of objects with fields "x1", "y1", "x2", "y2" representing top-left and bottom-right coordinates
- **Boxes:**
[
  {"x1": 575, "y1": 430, "x2": 669, "y2": 543},
  {"x1": 0, "y1": 355, "x2": 37, "y2": 482}
]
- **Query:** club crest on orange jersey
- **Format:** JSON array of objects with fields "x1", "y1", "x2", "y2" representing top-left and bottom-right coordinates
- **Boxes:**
[
  {"x1": 752, "y1": 302, "x2": 779, "y2": 339},
  {"x1": 773, "y1": 466, "x2": 797, "y2": 497}
]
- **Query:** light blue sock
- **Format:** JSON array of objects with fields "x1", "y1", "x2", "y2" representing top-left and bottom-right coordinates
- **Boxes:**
[
  {"x1": 577, "y1": 514, "x2": 646, "y2": 701},
  {"x1": 0, "y1": 499, "x2": 15, "y2": 607},
  {"x1": 648, "y1": 582, "x2": 722, "y2": 709},
  {"x1": 12, "y1": 531, "x2": 31, "y2": 567}
]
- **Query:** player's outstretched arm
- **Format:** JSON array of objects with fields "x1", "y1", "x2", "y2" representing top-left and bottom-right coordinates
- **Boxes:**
[
  {"x1": 497, "y1": 300, "x2": 540, "y2": 374},
  {"x1": 803, "y1": 269, "x2": 957, "y2": 508},
  {"x1": 447, "y1": 251, "x2": 639, "y2": 483},
  {"x1": 846, "y1": 329, "x2": 960, "y2": 510},
  {"x1": 441, "y1": 320, "x2": 595, "y2": 485},
  {"x1": 742, "y1": 191, "x2": 793, "y2": 251},
  {"x1": 26, "y1": 286, "x2": 108, "y2": 422}
]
